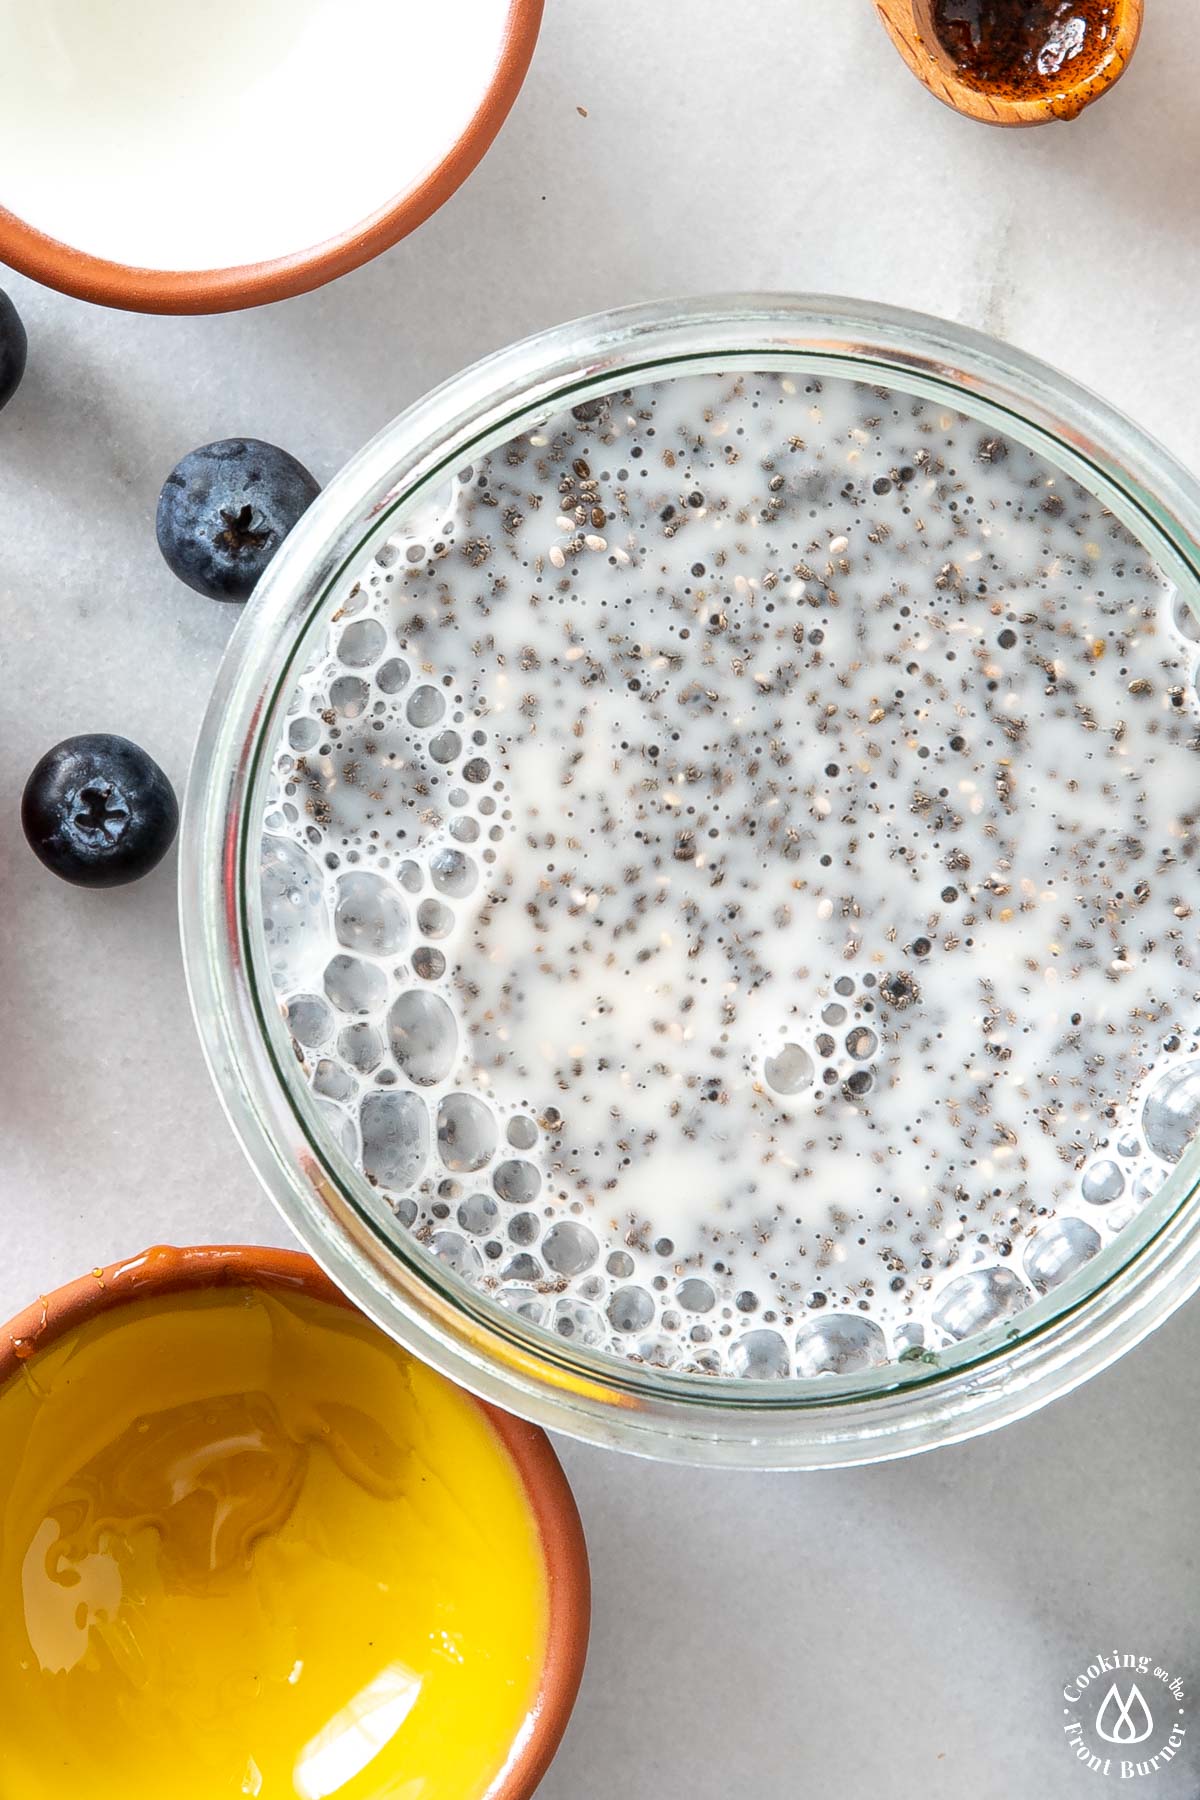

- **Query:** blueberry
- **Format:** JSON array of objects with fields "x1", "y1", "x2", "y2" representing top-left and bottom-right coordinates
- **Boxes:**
[
  {"x1": 156, "y1": 438, "x2": 320, "y2": 603},
  {"x1": 0, "y1": 289, "x2": 27, "y2": 414},
  {"x1": 22, "y1": 735, "x2": 179, "y2": 887}
]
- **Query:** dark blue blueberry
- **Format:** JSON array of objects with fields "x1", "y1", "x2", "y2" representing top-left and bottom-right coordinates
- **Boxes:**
[
  {"x1": 22, "y1": 735, "x2": 179, "y2": 888},
  {"x1": 0, "y1": 289, "x2": 27, "y2": 414},
  {"x1": 156, "y1": 438, "x2": 320, "y2": 602}
]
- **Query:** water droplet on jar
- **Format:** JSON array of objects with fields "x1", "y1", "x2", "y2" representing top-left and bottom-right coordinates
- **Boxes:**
[
  {"x1": 376, "y1": 657, "x2": 410, "y2": 695},
  {"x1": 676, "y1": 1277, "x2": 715, "y2": 1312}
]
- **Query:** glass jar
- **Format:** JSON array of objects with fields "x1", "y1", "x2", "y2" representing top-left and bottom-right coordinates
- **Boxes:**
[{"x1": 181, "y1": 295, "x2": 1200, "y2": 1468}]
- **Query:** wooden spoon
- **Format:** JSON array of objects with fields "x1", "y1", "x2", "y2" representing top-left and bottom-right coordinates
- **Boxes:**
[{"x1": 873, "y1": 0, "x2": 1144, "y2": 126}]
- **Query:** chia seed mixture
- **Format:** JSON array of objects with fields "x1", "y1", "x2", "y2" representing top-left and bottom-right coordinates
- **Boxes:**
[{"x1": 260, "y1": 369, "x2": 1200, "y2": 1379}]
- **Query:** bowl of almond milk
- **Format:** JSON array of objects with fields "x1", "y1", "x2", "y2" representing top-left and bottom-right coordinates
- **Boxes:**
[
  {"x1": 183, "y1": 296, "x2": 1200, "y2": 1465},
  {"x1": 0, "y1": 0, "x2": 542, "y2": 311}
]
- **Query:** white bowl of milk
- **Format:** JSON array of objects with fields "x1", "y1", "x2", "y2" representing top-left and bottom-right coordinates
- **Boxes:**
[{"x1": 0, "y1": 0, "x2": 542, "y2": 312}]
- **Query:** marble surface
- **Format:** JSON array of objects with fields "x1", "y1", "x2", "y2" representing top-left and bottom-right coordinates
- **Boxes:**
[{"x1": 2, "y1": 4, "x2": 1199, "y2": 1795}]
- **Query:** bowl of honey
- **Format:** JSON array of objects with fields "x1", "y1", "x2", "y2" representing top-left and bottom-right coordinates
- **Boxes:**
[{"x1": 0, "y1": 1243, "x2": 589, "y2": 1799}]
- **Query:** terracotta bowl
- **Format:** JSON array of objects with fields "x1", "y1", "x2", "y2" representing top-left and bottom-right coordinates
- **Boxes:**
[
  {"x1": 0, "y1": 1241, "x2": 589, "y2": 1800},
  {"x1": 0, "y1": 0, "x2": 543, "y2": 314}
]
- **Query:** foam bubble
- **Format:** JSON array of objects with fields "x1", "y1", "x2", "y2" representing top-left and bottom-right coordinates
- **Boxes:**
[
  {"x1": 333, "y1": 872, "x2": 409, "y2": 956},
  {"x1": 388, "y1": 990, "x2": 457, "y2": 1086},
  {"x1": 360, "y1": 1090, "x2": 428, "y2": 1189},
  {"x1": 437, "y1": 1092, "x2": 497, "y2": 1173}
]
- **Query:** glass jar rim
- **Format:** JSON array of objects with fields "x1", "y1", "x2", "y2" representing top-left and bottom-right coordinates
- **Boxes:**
[{"x1": 181, "y1": 293, "x2": 1200, "y2": 1468}]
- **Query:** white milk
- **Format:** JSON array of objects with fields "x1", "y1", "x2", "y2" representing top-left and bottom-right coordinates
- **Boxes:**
[
  {"x1": 260, "y1": 369, "x2": 1200, "y2": 1378},
  {"x1": 0, "y1": 0, "x2": 515, "y2": 269}
]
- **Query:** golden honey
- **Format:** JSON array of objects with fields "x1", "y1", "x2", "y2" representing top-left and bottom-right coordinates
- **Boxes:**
[{"x1": 0, "y1": 1286, "x2": 548, "y2": 1798}]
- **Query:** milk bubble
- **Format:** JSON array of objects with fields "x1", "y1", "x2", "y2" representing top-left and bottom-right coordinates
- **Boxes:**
[
  {"x1": 429, "y1": 848, "x2": 477, "y2": 898},
  {"x1": 323, "y1": 954, "x2": 386, "y2": 1015},
  {"x1": 261, "y1": 836, "x2": 328, "y2": 984},
  {"x1": 287, "y1": 994, "x2": 334, "y2": 1049},
  {"x1": 729, "y1": 1329, "x2": 791, "y2": 1379},
  {"x1": 437, "y1": 1092, "x2": 497, "y2": 1172},
  {"x1": 608, "y1": 1286, "x2": 655, "y2": 1333},
  {"x1": 338, "y1": 1021, "x2": 383, "y2": 1074},
  {"x1": 417, "y1": 899, "x2": 455, "y2": 939},
  {"x1": 387, "y1": 990, "x2": 458, "y2": 1086},
  {"x1": 431, "y1": 1230, "x2": 483, "y2": 1283},
  {"x1": 794, "y1": 1314, "x2": 887, "y2": 1377},
  {"x1": 542, "y1": 1221, "x2": 600, "y2": 1276},
  {"x1": 429, "y1": 730, "x2": 462, "y2": 765},
  {"x1": 329, "y1": 675, "x2": 370, "y2": 717},
  {"x1": 507, "y1": 1116, "x2": 538, "y2": 1151},
  {"x1": 1081, "y1": 1160, "x2": 1126, "y2": 1206},
  {"x1": 764, "y1": 1043, "x2": 815, "y2": 1096},
  {"x1": 457, "y1": 1192, "x2": 499, "y2": 1235},
  {"x1": 360, "y1": 1090, "x2": 429, "y2": 1189},
  {"x1": 406, "y1": 685, "x2": 445, "y2": 727},
  {"x1": 333, "y1": 872, "x2": 409, "y2": 956},
  {"x1": 314, "y1": 1097, "x2": 358, "y2": 1164},
  {"x1": 1142, "y1": 1061, "x2": 1200, "y2": 1163},
  {"x1": 676, "y1": 1278, "x2": 715, "y2": 1313},
  {"x1": 312, "y1": 1058, "x2": 356, "y2": 1103},
  {"x1": 338, "y1": 619, "x2": 387, "y2": 667},
  {"x1": 551, "y1": 1298, "x2": 608, "y2": 1346},
  {"x1": 932, "y1": 1268, "x2": 1029, "y2": 1341},
  {"x1": 493, "y1": 1160, "x2": 542, "y2": 1204}
]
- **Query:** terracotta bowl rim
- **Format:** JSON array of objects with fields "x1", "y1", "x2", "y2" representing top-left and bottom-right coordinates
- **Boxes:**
[
  {"x1": 0, "y1": 0, "x2": 543, "y2": 314},
  {"x1": 0, "y1": 1240, "x2": 589, "y2": 1800}
]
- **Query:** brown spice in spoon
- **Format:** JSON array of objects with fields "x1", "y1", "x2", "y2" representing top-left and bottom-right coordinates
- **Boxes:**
[{"x1": 931, "y1": 0, "x2": 1117, "y2": 97}]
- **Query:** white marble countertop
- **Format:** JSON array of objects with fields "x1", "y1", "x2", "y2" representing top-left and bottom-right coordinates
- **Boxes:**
[{"x1": 2, "y1": 4, "x2": 1199, "y2": 1794}]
